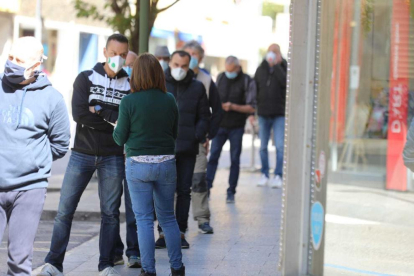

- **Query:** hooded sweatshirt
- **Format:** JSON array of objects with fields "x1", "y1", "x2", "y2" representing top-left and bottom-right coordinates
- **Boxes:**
[
  {"x1": 0, "y1": 73, "x2": 70, "y2": 191},
  {"x1": 71, "y1": 62, "x2": 130, "y2": 156}
]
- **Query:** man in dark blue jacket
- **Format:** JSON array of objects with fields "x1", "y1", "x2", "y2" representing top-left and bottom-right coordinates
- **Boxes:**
[
  {"x1": 155, "y1": 50, "x2": 210, "y2": 249},
  {"x1": 0, "y1": 36, "x2": 70, "y2": 276}
]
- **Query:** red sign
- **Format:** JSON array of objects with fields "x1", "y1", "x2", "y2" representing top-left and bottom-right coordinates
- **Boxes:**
[{"x1": 386, "y1": 0, "x2": 410, "y2": 191}]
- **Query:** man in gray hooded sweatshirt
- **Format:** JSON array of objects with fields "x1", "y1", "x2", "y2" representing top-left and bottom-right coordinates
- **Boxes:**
[{"x1": 0, "y1": 37, "x2": 70, "y2": 275}]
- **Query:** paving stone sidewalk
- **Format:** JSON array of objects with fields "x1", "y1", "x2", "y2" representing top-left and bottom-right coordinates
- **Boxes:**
[{"x1": 32, "y1": 170, "x2": 282, "y2": 276}]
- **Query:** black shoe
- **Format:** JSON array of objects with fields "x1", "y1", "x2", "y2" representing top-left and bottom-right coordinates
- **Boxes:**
[
  {"x1": 180, "y1": 233, "x2": 190, "y2": 249},
  {"x1": 113, "y1": 255, "x2": 124, "y2": 266},
  {"x1": 127, "y1": 255, "x2": 141, "y2": 268},
  {"x1": 140, "y1": 269, "x2": 156, "y2": 276},
  {"x1": 198, "y1": 222, "x2": 214, "y2": 234},
  {"x1": 226, "y1": 193, "x2": 235, "y2": 203},
  {"x1": 155, "y1": 233, "x2": 166, "y2": 249},
  {"x1": 171, "y1": 265, "x2": 185, "y2": 276}
]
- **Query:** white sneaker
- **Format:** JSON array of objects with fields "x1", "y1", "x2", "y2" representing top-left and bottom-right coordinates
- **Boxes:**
[
  {"x1": 270, "y1": 175, "x2": 283, "y2": 189},
  {"x1": 37, "y1": 263, "x2": 64, "y2": 276},
  {"x1": 257, "y1": 174, "x2": 269, "y2": 187},
  {"x1": 99, "y1": 267, "x2": 120, "y2": 276}
]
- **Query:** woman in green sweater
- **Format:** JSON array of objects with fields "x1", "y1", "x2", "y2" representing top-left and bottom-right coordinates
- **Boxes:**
[{"x1": 113, "y1": 53, "x2": 184, "y2": 276}]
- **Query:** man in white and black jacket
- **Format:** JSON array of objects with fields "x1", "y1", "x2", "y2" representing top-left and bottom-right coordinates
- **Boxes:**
[{"x1": 40, "y1": 34, "x2": 130, "y2": 276}]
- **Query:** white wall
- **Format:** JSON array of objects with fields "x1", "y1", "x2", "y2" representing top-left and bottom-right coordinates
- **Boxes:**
[{"x1": 0, "y1": 15, "x2": 14, "y2": 73}]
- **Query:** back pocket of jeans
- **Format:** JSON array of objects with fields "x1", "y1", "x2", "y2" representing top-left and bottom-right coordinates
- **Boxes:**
[
  {"x1": 164, "y1": 160, "x2": 177, "y2": 183},
  {"x1": 130, "y1": 160, "x2": 152, "y2": 182}
]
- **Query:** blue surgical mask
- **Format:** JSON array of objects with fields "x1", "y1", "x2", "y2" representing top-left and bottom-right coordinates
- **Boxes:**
[
  {"x1": 189, "y1": 56, "x2": 199, "y2": 70},
  {"x1": 159, "y1": 60, "x2": 169, "y2": 71},
  {"x1": 225, "y1": 71, "x2": 238, "y2": 79},
  {"x1": 123, "y1": 66, "x2": 132, "y2": 77}
]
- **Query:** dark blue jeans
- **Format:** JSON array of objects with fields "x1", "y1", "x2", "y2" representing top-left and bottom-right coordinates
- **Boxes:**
[
  {"x1": 45, "y1": 151, "x2": 124, "y2": 272},
  {"x1": 115, "y1": 179, "x2": 140, "y2": 258},
  {"x1": 206, "y1": 127, "x2": 244, "y2": 195},
  {"x1": 126, "y1": 158, "x2": 183, "y2": 274},
  {"x1": 259, "y1": 116, "x2": 285, "y2": 177}
]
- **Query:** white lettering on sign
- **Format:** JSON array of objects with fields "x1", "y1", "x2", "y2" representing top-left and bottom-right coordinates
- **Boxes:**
[
  {"x1": 390, "y1": 84, "x2": 407, "y2": 134},
  {"x1": 393, "y1": 23, "x2": 399, "y2": 80},
  {"x1": 391, "y1": 121, "x2": 401, "y2": 133}
]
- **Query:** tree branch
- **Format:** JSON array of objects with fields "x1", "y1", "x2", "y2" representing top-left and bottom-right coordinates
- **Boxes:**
[
  {"x1": 109, "y1": 0, "x2": 122, "y2": 14},
  {"x1": 156, "y1": 0, "x2": 180, "y2": 13}
]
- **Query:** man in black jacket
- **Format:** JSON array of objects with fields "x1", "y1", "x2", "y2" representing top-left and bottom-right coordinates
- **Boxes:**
[
  {"x1": 40, "y1": 34, "x2": 130, "y2": 276},
  {"x1": 156, "y1": 50, "x2": 210, "y2": 249},
  {"x1": 183, "y1": 40, "x2": 224, "y2": 235},
  {"x1": 254, "y1": 43, "x2": 287, "y2": 189},
  {"x1": 206, "y1": 56, "x2": 257, "y2": 204}
]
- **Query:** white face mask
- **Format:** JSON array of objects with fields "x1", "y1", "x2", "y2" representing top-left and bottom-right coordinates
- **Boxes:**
[
  {"x1": 266, "y1": 51, "x2": 277, "y2": 65},
  {"x1": 171, "y1": 67, "x2": 187, "y2": 81},
  {"x1": 107, "y1": 55, "x2": 125, "y2": 74}
]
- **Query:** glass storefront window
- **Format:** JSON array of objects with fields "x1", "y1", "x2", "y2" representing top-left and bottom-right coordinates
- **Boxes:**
[
  {"x1": 324, "y1": 0, "x2": 414, "y2": 274},
  {"x1": 329, "y1": 0, "x2": 413, "y2": 191}
]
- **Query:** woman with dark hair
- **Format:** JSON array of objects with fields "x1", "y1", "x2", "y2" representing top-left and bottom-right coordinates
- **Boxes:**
[{"x1": 113, "y1": 53, "x2": 185, "y2": 276}]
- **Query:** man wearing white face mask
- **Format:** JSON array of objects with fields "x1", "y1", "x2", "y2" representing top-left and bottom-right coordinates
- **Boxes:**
[
  {"x1": 39, "y1": 34, "x2": 130, "y2": 276},
  {"x1": 254, "y1": 43, "x2": 287, "y2": 189},
  {"x1": 155, "y1": 50, "x2": 210, "y2": 249},
  {"x1": 0, "y1": 36, "x2": 70, "y2": 276}
]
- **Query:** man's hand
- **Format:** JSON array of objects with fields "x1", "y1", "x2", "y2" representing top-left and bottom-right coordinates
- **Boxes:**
[
  {"x1": 248, "y1": 115, "x2": 256, "y2": 126},
  {"x1": 276, "y1": 53, "x2": 283, "y2": 64},
  {"x1": 203, "y1": 138, "x2": 210, "y2": 155},
  {"x1": 222, "y1": 102, "x2": 232, "y2": 112},
  {"x1": 89, "y1": 106, "x2": 95, "y2": 113}
]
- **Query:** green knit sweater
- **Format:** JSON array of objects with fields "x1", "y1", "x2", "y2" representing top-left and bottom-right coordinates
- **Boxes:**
[{"x1": 113, "y1": 89, "x2": 179, "y2": 157}]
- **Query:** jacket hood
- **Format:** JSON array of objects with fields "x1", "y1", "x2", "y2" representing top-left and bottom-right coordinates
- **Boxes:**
[
  {"x1": 1, "y1": 72, "x2": 52, "y2": 92},
  {"x1": 93, "y1": 62, "x2": 129, "y2": 79},
  {"x1": 165, "y1": 67, "x2": 195, "y2": 84},
  {"x1": 1, "y1": 73, "x2": 53, "y2": 129}
]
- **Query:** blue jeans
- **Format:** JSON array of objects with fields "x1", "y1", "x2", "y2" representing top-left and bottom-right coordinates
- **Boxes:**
[
  {"x1": 157, "y1": 153, "x2": 196, "y2": 234},
  {"x1": 259, "y1": 116, "x2": 285, "y2": 177},
  {"x1": 206, "y1": 127, "x2": 244, "y2": 195},
  {"x1": 115, "y1": 179, "x2": 140, "y2": 258},
  {"x1": 126, "y1": 158, "x2": 183, "y2": 274},
  {"x1": 45, "y1": 151, "x2": 124, "y2": 272}
]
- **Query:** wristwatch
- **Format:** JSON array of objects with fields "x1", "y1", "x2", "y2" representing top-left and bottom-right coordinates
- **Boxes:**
[{"x1": 94, "y1": 105, "x2": 102, "y2": 114}]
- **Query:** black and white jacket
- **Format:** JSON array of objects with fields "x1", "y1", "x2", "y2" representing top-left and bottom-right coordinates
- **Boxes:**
[{"x1": 72, "y1": 62, "x2": 130, "y2": 156}]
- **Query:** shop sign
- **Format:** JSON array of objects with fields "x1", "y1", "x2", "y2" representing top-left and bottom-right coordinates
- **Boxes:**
[{"x1": 386, "y1": 0, "x2": 410, "y2": 191}]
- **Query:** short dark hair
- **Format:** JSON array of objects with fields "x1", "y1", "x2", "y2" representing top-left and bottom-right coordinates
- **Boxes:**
[
  {"x1": 130, "y1": 53, "x2": 167, "y2": 93},
  {"x1": 106, "y1": 33, "x2": 128, "y2": 48},
  {"x1": 170, "y1": 50, "x2": 191, "y2": 63}
]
